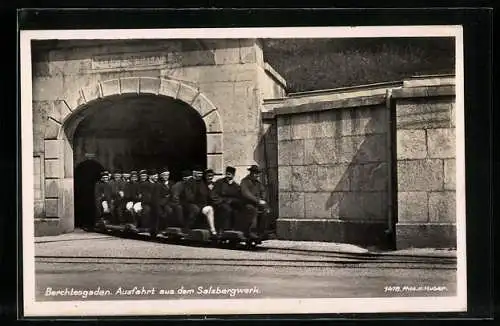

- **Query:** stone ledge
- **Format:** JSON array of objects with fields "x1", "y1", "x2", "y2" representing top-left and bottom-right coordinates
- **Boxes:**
[
  {"x1": 286, "y1": 81, "x2": 402, "y2": 99},
  {"x1": 276, "y1": 219, "x2": 388, "y2": 248},
  {"x1": 402, "y1": 75, "x2": 455, "y2": 88},
  {"x1": 274, "y1": 94, "x2": 386, "y2": 116},
  {"x1": 264, "y1": 62, "x2": 287, "y2": 89},
  {"x1": 396, "y1": 223, "x2": 456, "y2": 249},
  {"x1": 35, "y1": 218, "x2": 62, "y2": 237},
  {"x1": 392, "y1": 85, "x2": 455, "y2": 99}
]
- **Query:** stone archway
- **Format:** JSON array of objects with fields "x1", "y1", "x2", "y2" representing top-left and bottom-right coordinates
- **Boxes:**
[{"x1": 42, "y1": 77, "x2": 223, "y2": 232}]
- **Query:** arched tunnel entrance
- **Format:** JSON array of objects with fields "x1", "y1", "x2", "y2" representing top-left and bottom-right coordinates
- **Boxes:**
[{"x1": 71, "y1": 94, "x2": 207, "y2": 228}]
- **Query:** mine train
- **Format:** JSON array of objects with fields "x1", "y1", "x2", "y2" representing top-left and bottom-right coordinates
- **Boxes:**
[
  {"x1": 92, "y1": 166, "x2": 272, "y2": 249},
  {"x1": 94, "y1": 210, "x2": 270, "y2": 250}
]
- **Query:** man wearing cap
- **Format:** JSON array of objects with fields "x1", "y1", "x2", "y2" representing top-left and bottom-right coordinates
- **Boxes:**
[
  {"x1": 213, "y1": 166, "x2": 243, "y2": 232},
  {"x1": 124, "y1": 170, "x2": 139, "y2": 225},
  {"x1": 158, "y1": 167, "x2": 180, "y2": 231},
  {"x1": 240, "y1": 165, "x2": 270, "y2": 239},
  {"x1": 169, "y1": 170, "x2": 192, "y2": 230},
  {"x1": 133, "y1": 170, "x2": 149, "y2": 229},
  {"x1": 140, "y1": 169, "x2": 162, "y2": 236},
  {"x1": 182, "y1": 167, "x2": 220, "y2": 237},
  {"x1": 94, "y1": 170, "x2": 113, "y2": 225},
  {"x1": 109, "y1": 170, "x2": 126, "y2": 225}
]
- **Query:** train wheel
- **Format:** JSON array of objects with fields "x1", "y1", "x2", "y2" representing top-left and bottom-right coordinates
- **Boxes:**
[{"x1": 246, "y1": 241, "x2": 258, "y2": 250}]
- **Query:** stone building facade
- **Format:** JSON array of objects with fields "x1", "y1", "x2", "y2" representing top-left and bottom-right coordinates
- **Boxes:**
[{"x1": 31, "y1": 39, "x2": 456, "y2": 249}]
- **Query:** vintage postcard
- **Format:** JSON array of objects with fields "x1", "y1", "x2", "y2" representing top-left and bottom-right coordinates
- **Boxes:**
[{"x1": 20, "y1": 26, "x2": 466, "y2": 317}]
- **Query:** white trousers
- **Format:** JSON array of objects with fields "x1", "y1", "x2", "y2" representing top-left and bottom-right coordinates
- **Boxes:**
[
  {"x1": 201, "y1": 206, "x2": 213, "y2": 216},
  {"x1": 133, "y1": 202, "x2": 143, "y2": 214},
  {"x1": 201, "y1": 206, "x2": 216, "y2": 233},
  {"x1": 101, "y1": 201, "x2": 110, "y2": 214}
]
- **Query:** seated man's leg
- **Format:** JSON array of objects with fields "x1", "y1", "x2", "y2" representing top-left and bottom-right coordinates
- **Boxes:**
[
  {"x1": 156, "y1": 204, "x2": 164, "y2": 231},
  {"x1": 229, "y1": 200, "x2": 245, "y2": 231},
  {"x1": 95, "y1": 200, "x2": 104, "y2": 224},
  {"x1": 101, "y1": 200, "x2": 112, "y2": 222},
  {"x1": 132, "y1": 202, "x2": 143, "y2": 227},
  {"x1": 201, "y1": 205, "x2": 216, "y2": 235},
  {"x1": 243, "y1": 204, "x2": 258, "y2": 238},
  {"x1": 109, "y1": 200, "x2": 117, "y2": 224},
  {"x1": 125, "y1": 201, "x2": 135, "y2": 224},
  {"x1": 184, "y1": 203, "x2": 200, "y2": 232},
  {"x1": 141, "y1": 204, "x2": 151, "y2": 230},
  {"x1": 256, "y1": 205, "x2": 271, "y2": 237},
  {"x1": 116, "y1": 199, "x2": 126, "y2": 224},
  {"x1": 161, "y1": 204, "x2": 173, "y2": 230},
  {"x1": 114, "y1": 199, "x2": 123, "y2": 224},
  {"x1": 150, "y1": 206, "x2": 161, "y2": 235},
  {"x1": 169, "y1": 204, "x2": 185, "y2": 229},
  {"x1": 215, "y1": 203, "x2": 232, "y2": 232},
  {"x1": 95, "y1": 201, "x2": 102, "y2": 218}
]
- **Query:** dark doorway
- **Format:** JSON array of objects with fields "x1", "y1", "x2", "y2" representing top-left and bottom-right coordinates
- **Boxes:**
[{"x1": 74, "y1": 159, "x2": 104, "y2": 229}]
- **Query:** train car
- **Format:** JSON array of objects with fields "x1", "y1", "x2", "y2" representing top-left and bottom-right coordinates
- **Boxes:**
[{"x1": 94, "y1": 219, "x2": 266, "y2": 250}]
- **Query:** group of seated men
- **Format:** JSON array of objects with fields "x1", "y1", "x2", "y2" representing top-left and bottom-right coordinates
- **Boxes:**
[{"x1": 94, "y1": 164, "x2": 271, "y2": 240}]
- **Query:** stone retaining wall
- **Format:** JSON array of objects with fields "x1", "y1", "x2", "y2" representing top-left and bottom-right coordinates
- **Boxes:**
[
  {"x1": 270, "y1": 80, "x2": 456, "y2": 249},
  {"x1": 393, "y1": 86, "x2": 456, "y2": 248}
]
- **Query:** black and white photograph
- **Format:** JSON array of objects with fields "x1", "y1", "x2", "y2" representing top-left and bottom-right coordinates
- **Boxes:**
[{"x1": 20, "y1": 26, "x2": 466, "y2": 316}]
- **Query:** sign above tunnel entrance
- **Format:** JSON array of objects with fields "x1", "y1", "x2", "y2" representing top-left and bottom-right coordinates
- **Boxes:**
[{"x1": 91, "y1": 52, "x2": 175, "y2": 70}]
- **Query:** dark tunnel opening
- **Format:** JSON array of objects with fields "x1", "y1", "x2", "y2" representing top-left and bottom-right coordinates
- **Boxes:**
[{"x1": 72, "y1": 94, "x2": 207, "y2": 228}]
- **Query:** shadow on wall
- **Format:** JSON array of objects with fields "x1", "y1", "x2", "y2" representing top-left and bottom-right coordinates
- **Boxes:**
[
  {"x1": 326, "y1": 109, "x2": 390, "y2": 247},
  {"x1": 279, "y1": 106, "x2": 393, "y2": 248}
]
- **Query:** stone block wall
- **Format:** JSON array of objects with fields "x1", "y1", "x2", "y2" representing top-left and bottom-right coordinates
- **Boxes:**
[
  {"x1": 394, "y1": 89, "x2": 456, "y2": 248},
  {"x1": 275, "y1": 103, "x2": 390, "y2": 246},
  {"x1": 270, "y1": 81, "x2": 456, "y2": 249}
]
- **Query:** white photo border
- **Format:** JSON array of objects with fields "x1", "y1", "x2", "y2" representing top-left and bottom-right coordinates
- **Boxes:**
[{"x1": 20, "y1": 26, "x2": 467, "y2": 317}]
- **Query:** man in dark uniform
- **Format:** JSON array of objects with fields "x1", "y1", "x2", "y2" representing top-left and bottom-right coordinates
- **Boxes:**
[
  {"x1": 142, "y1": 169, "x2": 161, "y2": 236},
  {"x1": 158, "y1": 167, "x2": 181, "y2": 232},
  {"x1": 94, "y1": 170, "x2": 113, "y2": 225},
  {"x1": 182, "y1": 167, "x2": 220, "y2": 237},
  {"x1": 109, "y1": 170, "x2": 126, "y2": 225},
  {"x1": 170, "y1": 170, "x2": 191, "y2": 231},
  {"x1": 240, "y1": 165, "x2": 271, "y2": 239},
  {"x1": 134, "y1": 169, "x2": 150, "y2": 230},
  {"x1": 124, "y1": 170, "x2": 139, "y2": 225},
  {"x1": 213, "y1": 166, "x2": 244, "y2": 233}
]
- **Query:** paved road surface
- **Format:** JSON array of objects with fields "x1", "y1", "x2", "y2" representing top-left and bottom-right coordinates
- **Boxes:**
[{"x1": 34, "y1": 234, "x2": 456, "y2": 301}]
